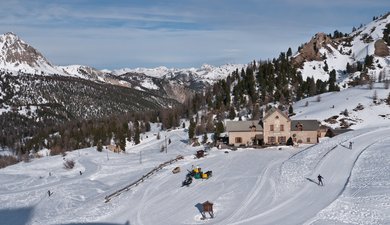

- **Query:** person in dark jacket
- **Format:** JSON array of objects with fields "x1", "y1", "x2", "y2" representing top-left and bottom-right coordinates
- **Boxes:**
[{"x1": 317, "y1": 174, "x2": 324, "y2": 186}]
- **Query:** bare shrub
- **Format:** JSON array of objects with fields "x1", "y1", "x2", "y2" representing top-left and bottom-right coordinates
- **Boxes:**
[
  {"x1": 0, "y1": 155, "x2": 19, "y2": 169},
  {"x1": 22, "y1": 153, "x2": 30, "y2": 163},
  {"x1": 63, "y1": 159, "x2": 75, "y2": 169},
  {"x1": 50, "y1": 145, "x2": 64, "y2": 156}
]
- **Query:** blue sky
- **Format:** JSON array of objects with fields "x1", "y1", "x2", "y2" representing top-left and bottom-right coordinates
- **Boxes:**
[{"x1": 1, "y1": 0, "x2": 389, "y2": 69}]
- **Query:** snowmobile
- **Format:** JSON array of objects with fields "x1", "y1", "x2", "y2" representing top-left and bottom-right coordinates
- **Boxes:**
[{"x1": 182, "y1": 176, "x2": 193, "y2": 187}]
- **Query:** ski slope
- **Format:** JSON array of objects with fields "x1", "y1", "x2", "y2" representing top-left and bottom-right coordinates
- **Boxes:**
[{"x1": 1, "y1": 85, "x2": 390, "y2": 225}]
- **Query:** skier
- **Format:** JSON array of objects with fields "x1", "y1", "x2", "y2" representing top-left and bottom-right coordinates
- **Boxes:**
[
  {"x1": 317, "y1": 174, "x2": 324, "y2": 186},
  {"x1": 48, "y1": 190, "x2": 51, "y2": 197},
  {"x1": 349, "y1": 142, "x2": 353, "y2": 149},
  {"x1": 79, "y1": 171, "x2": 82, "y2": 175}
]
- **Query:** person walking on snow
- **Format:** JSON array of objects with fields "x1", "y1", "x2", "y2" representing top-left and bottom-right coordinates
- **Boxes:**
[
  {"x1": 317, "y1": 174, "x2": 324, "y2": 186},
  {"x1": 349, "y1": 142, "x2": 353, "y2": 149}
]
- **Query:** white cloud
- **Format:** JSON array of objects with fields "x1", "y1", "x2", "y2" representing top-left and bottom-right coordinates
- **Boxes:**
[{"x1": 0, "y1": 0, "x2": 389, "y2": 69}]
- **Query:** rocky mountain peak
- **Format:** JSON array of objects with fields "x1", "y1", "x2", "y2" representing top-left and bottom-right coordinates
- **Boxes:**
[
  {"x1": 0, "y1": 32, "x2": 54, "y2": 73},
  {"x1": 293, "y1": 32, "x2": 334, "y2": 66}
]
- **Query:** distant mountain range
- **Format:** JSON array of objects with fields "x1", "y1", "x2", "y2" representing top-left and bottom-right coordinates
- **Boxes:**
[
  {"x1": 2, "y1": 12, "x2": 390, "y2": 96},
  {"x1": 0, "y1": 32, "x2": 242, "y2": 96}
]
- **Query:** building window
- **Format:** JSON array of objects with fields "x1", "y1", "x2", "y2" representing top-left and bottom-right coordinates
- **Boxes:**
[
  {"x1": 268, "y1": 136, "x2": 276, "y2": 144},
  {"x1": 280, "y1": 124, "x2": 284, "y2": 131},
  {"x1": 235, "y1": 137, "x2": 242, "y2": 143},
  {"x1": 270, "y1": 125, "x2": 274, "y2": 131},
  {"x1": 306, "y1": 137, "x2": 311, "y2": 143},
  {"x1": 296, "y1": 122, "x2": 303, "y2": 131},
  {"x1": 278, "y1": 136, "x2": 286, "y2": 144}
]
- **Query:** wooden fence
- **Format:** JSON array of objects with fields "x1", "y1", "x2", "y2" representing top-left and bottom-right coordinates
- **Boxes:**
[{"x1": 104, "y1": 155, "x2": 184, "y2": 203}]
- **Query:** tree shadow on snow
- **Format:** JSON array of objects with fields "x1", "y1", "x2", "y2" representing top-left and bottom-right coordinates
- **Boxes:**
[
  {"x1": 306, "y1": 177, "x2": 320, "y2": 185},
  {"x1": 0, "y1": 207, "x2": 34, "y2": 225},
  {"x1": 339, "y1": 143, "x2": 350, "y2": 149},
  {"x1": 180, "y1": 139, "x2": 189, "y2": 144}
]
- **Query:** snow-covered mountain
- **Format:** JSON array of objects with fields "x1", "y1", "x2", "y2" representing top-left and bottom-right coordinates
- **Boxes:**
[
  {"x1": 294, "y1": 13, "x2": 390, "y2": 86},
  {"x1": 0, "y1": 32, "x2": 109, "y2": 80},
  {"x1": 112, "y1": 63, "x2": 244, "y2": 83},
  {"x1": 0, "y1": 32, "x2": 243, "y2": 104},
  {"x1": 0, "y1": 32, "x2": 63, "y2": 75},
  {"x1": 0, "y1": 32, "x2": 242, "y2": 85}
]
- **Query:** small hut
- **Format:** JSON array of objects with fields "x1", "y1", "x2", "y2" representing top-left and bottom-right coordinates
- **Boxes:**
[
  {"x1": 172, "y1": 166, "x2": 180, "y2": 174},
  {"x1": 107, "y1": 144, "x2": 121, "y2": 153},
  {"x1": 196, "y1": 150, "x2": 205, "y2": 158}
]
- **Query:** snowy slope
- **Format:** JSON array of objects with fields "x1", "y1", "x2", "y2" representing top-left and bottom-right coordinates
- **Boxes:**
[
  {"x1": 298, "y1": 14, "x2": 390, "y2": 85},
  {"x1": 1, "y1": 84, "x2": 390, "y2": 225},
  {"x1": 292, "y1": 83, "x2": 390, "y2": 130}
]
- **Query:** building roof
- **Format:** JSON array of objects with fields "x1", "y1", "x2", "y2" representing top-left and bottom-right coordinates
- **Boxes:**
[
  {"x1": 332, "y1": 128, "x2": 353, "y2": 135},
  {"x1": 225, "y1": 120, "x2": 263, "y2": 132},
  {"x1": 291, "y1": 120, "x2": 319, "y2": 131},
  {"x1": 263, "y1": 107, "x2": 290, "y2": 121}
]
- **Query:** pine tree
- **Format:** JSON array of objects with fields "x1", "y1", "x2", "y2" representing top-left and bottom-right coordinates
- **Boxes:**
[
  {"x1": 364, "y1": 55, "x2": 374, "y2": 69},
  {"x1": 328, "y1": 69, "x2": 338, "y2": 92},
  {"x1": 387, "y1": 92, "x2": 390, "y2": 105},
  {"x1": 96, "y1": 140, "x2": 103, "y2": 152},
  {"x1": 373, "y1": 90, "x2": 378, "y2": 103},
  {"x1": 286, "y1": 137, "x2": 293, "y2": 146},
  {"x1": 385, "y1": 79, "x2": 390, "y2": 89},
  {"x1": 213, "y1": 121, "x2": 225, "y2": 143},
  {"x1": 134, "y1": 121, "x2": 140, "y2": 145},
  {"x1": 202, "y1": 133, "x2": 208, "y2": 144},
  {"x1": 119, "y1": 130, "x2": 127, "y2": 151},
  {"x1": 188, "y1": 119, "x2": 196, "y2": 139},
  {"x1": 145, "y1": 121, "x2": 151, "y2": 132},
  {"x1": 288, "y1": 105, "x2": 294, "y2": 115},
  {"x1": 286, "y1": 47, "x2": 292, "y2": 58},
  {"x1": 309, "y1": 77, "x2": 317, "y2": 96},
  {"x1": 252, "y1": 105, "x2": 260, "y2": 120},
  {"x1": 323, "y1": 61, "x2": 329, "y2": 72},
  {"x1": 228, "y1": 106, "x2": 236, "y2": 120},
  {"x1": 383, "y1": 24, "x2": 390, "y2": 46}
]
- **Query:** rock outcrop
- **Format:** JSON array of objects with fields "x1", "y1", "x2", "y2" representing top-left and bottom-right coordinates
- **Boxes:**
[
  {"x1": 374, "y1": 39, "x2": 390, "y2": 57},
  {"x1": 293, "y1": 33, "x2": 333, "y2": 67}
]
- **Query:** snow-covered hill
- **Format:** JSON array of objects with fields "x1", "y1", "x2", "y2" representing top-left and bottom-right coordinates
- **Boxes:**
[
  {"x1": 295, "y1": 13, "x2": 390, "y2": 86},
  {"x1": 292, "y1": 83, "x2": 390, "y2": 130},
  {"x1": 1, "y1": 83, "x2": 390, "y2": 225}
]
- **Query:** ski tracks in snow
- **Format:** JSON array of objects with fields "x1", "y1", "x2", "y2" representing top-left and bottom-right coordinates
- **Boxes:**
[
  {"x1": 228, "y1": 127, "x2": 390, "y2": 225},
  {"x1": 220, "y1": 158, "x2": 283, "y2": 225}
]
